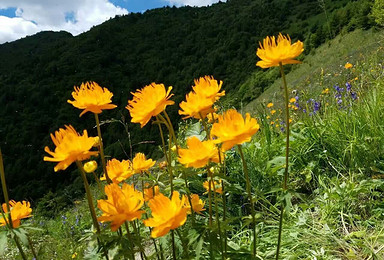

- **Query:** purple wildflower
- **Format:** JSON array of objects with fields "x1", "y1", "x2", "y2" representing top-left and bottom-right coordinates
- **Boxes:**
[{"x1": 346, "y1": 82, "x2": 352, "y2": 92}]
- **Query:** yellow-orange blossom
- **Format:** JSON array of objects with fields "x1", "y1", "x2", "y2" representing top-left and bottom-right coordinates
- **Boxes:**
[
  {"x1": 179, "y1": 76, "x2": 225, "y2": 119},
  {"x1": 127, "y1": 83, "x2": 174, "y2": 127},
  {"x1": 133, "y1": 153, "x2": 156, "y2": 174},
  {"x1": 0, "y1": 200, "x2": 32, "y2": 228},
  {"x1": 44, "y1": 125, "x2": 98, "y2": 172},
  {"x1": 211, "y1": 109, "x2": 260, "y2": 151},
  {"x1": 67, "y1": 81, "x2": 117, "y2": 116},
  {"x1": 178, "y1": 136, "x2": 220, "y2": 168},
  {"x1": 144, "y1": 191, "x2": 188, "y2": 238},
  {"x1": 102, "y1": 158, "x2": 134, "y2": 183},
  {"x1": 97, "y1": 183, "x2": 145, "y2": 231},
  {"x1": 256, "y1": 33, "x2": 304, "y2": 68}
]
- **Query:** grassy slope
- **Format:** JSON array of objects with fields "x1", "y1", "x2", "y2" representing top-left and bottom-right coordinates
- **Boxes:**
[{"x1": 245, "y1": 29, "x2": 384, "y2": 112}]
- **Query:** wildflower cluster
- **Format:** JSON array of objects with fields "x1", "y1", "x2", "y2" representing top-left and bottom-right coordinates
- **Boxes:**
[{"x1": 0, "y1": 33, "x2": 306, "y2": 259}]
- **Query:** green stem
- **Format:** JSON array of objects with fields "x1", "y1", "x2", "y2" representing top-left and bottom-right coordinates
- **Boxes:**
[
  {"x1": 92, "y1": 171, "x2": 104, "y2": 195},
  {"x1": 218, "y1": 151, "x2": 228, "y2": 256},
  {"x1": 176, "y1": 229, "x2": 189, "y2": 259},
  {"x1": 171, "y1": 230, "x2": 177, "y2": 260},
  {"x1": 0, "y1": 149, "x2": 12, "y2": 226},
  {"x1": 199, "y1": 113, "x2": 211, "y2": 139},
  {"x1": 212, "y1": 174, "x2": 224, "y2": 260},
  {"x1": 27, "y1": 234, "x2": 38, "y2": 259},
  {"x1": 76, "y1": 161, "x2": 100, "y2": 233},
  {"x1": 76, "y1": 161, "x2": 110, "y2": 259},
  {"x1": 159, "y1": 114, "x2": 196, "y2": 223},
  {"x1": 0, "y1": 203, "x2": 28, "y2": 260},
  {"x1": 0, "y1": 149, "x2": 28, "y2": 260},
  {"x1": 155, "y1": 118, "x2": 176, "y2": 259},
  {"x1": 156, "y1": 118, "x2": 174, "y2": 194},
  {"x1": 124, "y1": 222, "x2": 136, "y2": 260},
  {"x1": 162, "y1": 111, "x2": 179, "y2": 149},
  {"x1": 275, "y1": 63, "x2": 291, "y2": 260},
  {"x1": 207, "y1": 170, "x2": 214, "y2": 260},
  {"x1": 221, "y1": 179, "x2": 227, "y2": 256},
  {"x1": 131, "y1": 222, "x2": 147, "y2": 260},
  {"x1": 94, "y1": 113, "x2": 112, "y2": 184},
  {"x1": 237, "y1": 145, "x2": 257, "y2": 258}
]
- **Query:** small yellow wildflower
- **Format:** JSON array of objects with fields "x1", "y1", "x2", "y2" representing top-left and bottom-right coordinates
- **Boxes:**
[
  {"x1": 271, "y1": 110, "x2": 276, "y2": 115},
  {"x1": 267, "y1": 102, "x2": 274, "y2": 108},
  {"x1": 289, "y1": 97, "x2": 296, "y2": 103},
  {"x1": 344, "y1": 62, "x2": 353, "y2": 69},
  {"x1": 83, "y1": 161, "x2": 97, "y2": 173},
  {"x1": 321, "y1": 88, "x2": 329, "y2": 94}
]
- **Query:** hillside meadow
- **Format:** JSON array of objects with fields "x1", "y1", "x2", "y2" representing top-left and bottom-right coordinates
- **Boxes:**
[{"x1": 1, "y1": 1, "x2": 384, "y2": 260}]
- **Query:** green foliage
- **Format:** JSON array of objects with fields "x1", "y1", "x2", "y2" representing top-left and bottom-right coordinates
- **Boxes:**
[{"x1": 371, "y1": 0, "x2": 384, "y2": 26}]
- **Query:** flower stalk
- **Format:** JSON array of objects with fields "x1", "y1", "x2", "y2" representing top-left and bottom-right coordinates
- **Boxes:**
[
  {"x1": 237, "y1": 145, "x2": 257, "y2": 257},
  {"x1": 0, "y1": 149, "x2": 28, "y2": 260},
  {"x1": 76, "y1": 161, "x2": 109, "y2": 260},
  {"x1": 275, "y1": 63, "x2": 290, "y2": 260},
  {"x1": 95, "y1": 113, "x2": 112, "y2": 184}
]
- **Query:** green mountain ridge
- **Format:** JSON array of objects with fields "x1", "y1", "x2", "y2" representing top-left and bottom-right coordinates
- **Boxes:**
[{"x1": 0, "y1": 0, "x2": 373, "y2": 202}]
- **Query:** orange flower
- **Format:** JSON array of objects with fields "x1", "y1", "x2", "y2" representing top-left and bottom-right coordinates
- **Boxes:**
[
  {"x1": 97, "y1": 183, "x2": 145, "y2": 231},
  {"x1": 256, "y1": 33, "x2": 304, "y2": 68},
  {"x1": 133, "y1": 153, "x2": 156, "y2": 174},
  {"x1": 144, "y1": 191, "x2": 188, "y2": 238},
  {"x1": 178, "y1": 136, "x2": 220, "y2": 168},
  {"x1": 0, "y1": 200, "x2": 32, "y2": 228},
  {"x1": 344, "y1": 62, "x2": 353, "y2": 69},
  {"x1": 143, "y1": 185, "x2": 160, "y2": 202},
  {"x1": 126, "y1": 83, "x2": 174, "y2": 127},
  {"x1": 44, "y1": 125, "x2": 98, "y2": 172},
  {"x1": 203, "y1": 180, "x2": 223, "y2": 194},
  {"x1": 179, "y1": 91, "x2": 215, "y2": 119},
  {"x1": 192, "y1": 76, "x2": 225, "y2": 101},
  {"x1": 103, "y1": 158, "x2": 134, "y2": 183},
  {"x1": 184, "y1": 194, "x2": 205, "y2": 214},
  {"x1": 67, "y1": 81, "x2": 117, "y2": 117},
  {"x1": 211, "y1": 109, "x2": 260, "y2": 151}
]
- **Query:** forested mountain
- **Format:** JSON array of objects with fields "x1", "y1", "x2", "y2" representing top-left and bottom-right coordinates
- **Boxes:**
[{"x1": 0, "y1": 0, "x2": 373, "y2": 204}]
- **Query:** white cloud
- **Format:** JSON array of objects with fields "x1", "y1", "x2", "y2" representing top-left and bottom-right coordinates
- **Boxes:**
[
  {"x1": 0, "y1": 16, "x2": 39, "y2": 43},
  {"x1": 166, "y1": 0, "x2": 225, "y2": 7},
  {"x1": 0, "y1": 0, "x2": 128, "y2": 43}
]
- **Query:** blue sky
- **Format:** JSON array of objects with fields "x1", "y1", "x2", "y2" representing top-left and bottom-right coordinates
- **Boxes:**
[
  {"x1": 0, "y1": 0, "x2": 224, "y2": 44},
  {"x1": 109, "y1": 0, "x2": 169, "y2": 13}
]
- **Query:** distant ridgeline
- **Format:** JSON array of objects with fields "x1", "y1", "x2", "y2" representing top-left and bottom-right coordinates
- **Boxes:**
[{"x1": 0, "y1": 0, "x2": 373, "y2": 206}]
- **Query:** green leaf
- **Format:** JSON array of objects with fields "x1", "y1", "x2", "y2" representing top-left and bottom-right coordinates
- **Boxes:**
[
  {"x1": 185, "y1": 122, "x2": 206, "y2": 140},
  {"x1": 13, "y1": 228, "x2": 28, "y2": 246},
  {"x1": 195, "y1": 236, "x2": 204, "y2": 259},
  {"x1": 0, "y1": 231, "x2": 8, "y2": 255}
]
